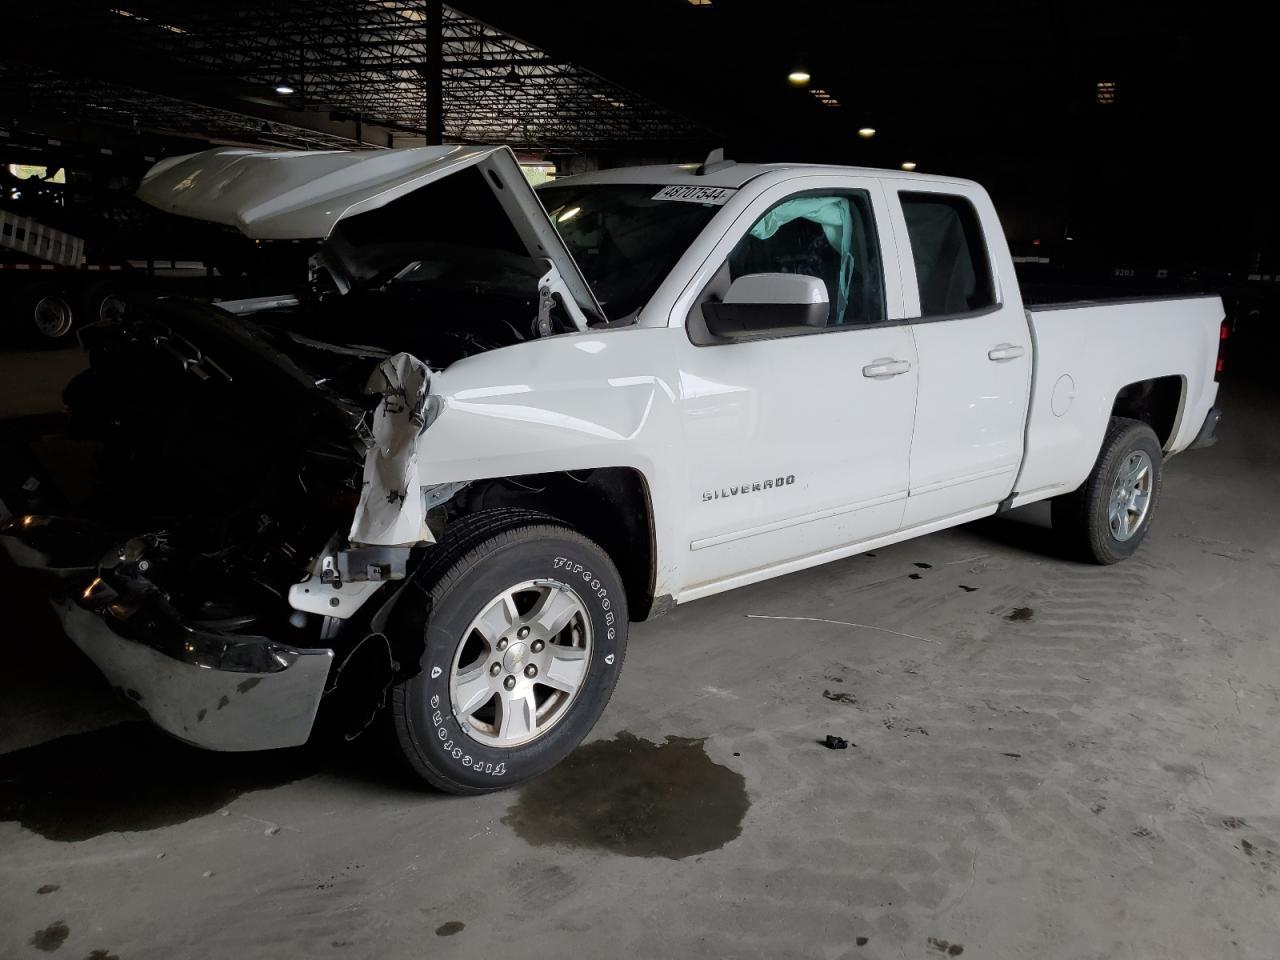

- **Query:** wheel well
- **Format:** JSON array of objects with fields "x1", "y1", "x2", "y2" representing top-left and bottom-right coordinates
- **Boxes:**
[
  {"x1": 443, "y1": 467, "x2": 657, "y2": 620},
  {"x1": 1111, "y1": 375, "x2": 1184, "y2": 449}
]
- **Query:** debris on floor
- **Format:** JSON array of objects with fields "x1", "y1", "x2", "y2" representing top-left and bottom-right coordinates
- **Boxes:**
[{"x1": 822, "y1": 735, "x2": 849, "y2": 750}]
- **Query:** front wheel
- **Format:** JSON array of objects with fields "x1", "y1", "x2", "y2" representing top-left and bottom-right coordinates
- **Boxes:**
[
  {"x1": 390, "y1": 511, "x2": 628, "y2": 794},
  {"x1": 1051, "y1": 417, "x2": 1163, "y2": 564}
]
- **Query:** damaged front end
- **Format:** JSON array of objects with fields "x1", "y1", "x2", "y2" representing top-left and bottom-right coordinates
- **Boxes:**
[
  {"x1": 1, "y1": 143, "x2": 606, "y2": 752},
  {"x1": 0, "y1": 300, "x2": 452, "y2": 751}
]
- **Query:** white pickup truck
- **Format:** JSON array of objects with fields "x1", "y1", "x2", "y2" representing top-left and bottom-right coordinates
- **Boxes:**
[{"x1": 1, "y1": 145, "x2": 1225, "y2": 793}]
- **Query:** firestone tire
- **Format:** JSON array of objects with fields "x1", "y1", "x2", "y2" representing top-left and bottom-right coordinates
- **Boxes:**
[
  {"x1": 1051, "y1": 417, "x2": 1163, "y2": 564},
  {"x1": 390, "y1": 510, "x2": 628, "y2": 795}
]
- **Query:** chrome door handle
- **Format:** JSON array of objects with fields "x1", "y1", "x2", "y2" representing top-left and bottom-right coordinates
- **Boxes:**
[
  {"x1": 862, "y1": 358, "x2": 912, "y2": 379},
  {"x1": 988, "y1": 343, "x2": 1026, "y2": 361}
]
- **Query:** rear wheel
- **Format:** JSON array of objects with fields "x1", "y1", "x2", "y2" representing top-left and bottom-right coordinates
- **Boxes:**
[
  {"x1": 1051, "y1": 417, "x2": 1163, "y2": 564},
  {"x1": 390, "y1": 510, "x2": 628, "y2": 794},
  {"x1": 11, "y1": 282, "x2": 77, "y2": 346}
]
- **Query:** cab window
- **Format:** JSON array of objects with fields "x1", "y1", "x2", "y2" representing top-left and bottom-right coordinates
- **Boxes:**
[
  {"x1": 899, "y1": 192, "x2": 995, "y2": 317},
  {"x1": 727, "y1": 190, "x2": 886, "y2": 327}
]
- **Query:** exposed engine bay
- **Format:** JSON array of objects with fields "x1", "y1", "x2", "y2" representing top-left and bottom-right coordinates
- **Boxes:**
[
  {"x1": 49, "y1": 245, "x2": 585, "y2": 635},
  {"x1": 0, "y1": 143, "x2": 623, "y2": 748}
]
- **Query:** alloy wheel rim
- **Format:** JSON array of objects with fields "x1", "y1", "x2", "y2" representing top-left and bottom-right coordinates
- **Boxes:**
[
  {"x1": 33, "y1": 296, "x2": 73, "y2": 338},
  {"x1": 449, "y1": 578, "x2": 592, "y2": 749},
  {"x1": 1108, "y1": 449, "x2": 1152, "y2": 542}
]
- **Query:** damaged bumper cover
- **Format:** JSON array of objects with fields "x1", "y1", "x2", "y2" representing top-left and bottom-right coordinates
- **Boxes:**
[{"x1": 2, "y1": 516, "x2": 333, "y2": 752}]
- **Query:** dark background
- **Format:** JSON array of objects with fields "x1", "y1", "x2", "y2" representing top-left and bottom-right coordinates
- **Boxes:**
[
  {"x1": 0, "y1": 0, "x2": 1274, "y2": 294},
  {"x1": 459, "y1": 0, "x2": 1273, "y2": 274}
]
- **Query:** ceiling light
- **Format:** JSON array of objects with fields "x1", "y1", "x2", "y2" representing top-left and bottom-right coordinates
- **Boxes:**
[
  {"x1": 275, "y1": 84, "x2": 295, "y2": 95},
  {"x1": 112, "y1": 8, "x2": 184, "y2": 32},
  {"x1": 378, "y1": 0, "x2": 425, "y2": 19},
  {"x1": 901, "y1": 161, "x2": 917, "y2": 171},
  {"x1": 557, "y1": 207, "x2": 582, "y2": 223},
  {"x1": 503, "y1": 67, "x2": 521, "y2": 86},
  {"x1": 787, "y1": 70, "x2": 811, "y2": 86},
  {"x1": 686, "y1": 0, "x2": 713, "y2": 5},
  {"x1": 857, "y1": 126, "x2": 876, "y2": 139}
]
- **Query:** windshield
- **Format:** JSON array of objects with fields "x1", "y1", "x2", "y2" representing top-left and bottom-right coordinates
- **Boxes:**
[{"x1": 537, "y1": 183, "x2": 721, "y2": 318}]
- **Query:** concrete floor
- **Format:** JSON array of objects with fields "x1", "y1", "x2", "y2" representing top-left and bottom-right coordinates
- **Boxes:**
[{"x1": 1, "y1": 348, "x2": 1278, "y2": 960}]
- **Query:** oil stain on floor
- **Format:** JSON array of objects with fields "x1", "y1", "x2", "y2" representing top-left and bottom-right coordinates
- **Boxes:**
[
  {"x1": 503, "y1": 732, "x2": 748, "y2": 860},
  {"x1": 29, "y1": 921, "x2": 69, "y2": 952}
]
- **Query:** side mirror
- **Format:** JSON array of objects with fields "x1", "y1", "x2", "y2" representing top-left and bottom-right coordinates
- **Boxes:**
[{"x1": 701, "y1": 273, "x2": 829, "y2": 338}]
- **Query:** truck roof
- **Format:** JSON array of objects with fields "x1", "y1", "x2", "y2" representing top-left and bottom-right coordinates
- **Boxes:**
[{"x1": 548, "y1": 161, "x2": 979, "y2": 191}]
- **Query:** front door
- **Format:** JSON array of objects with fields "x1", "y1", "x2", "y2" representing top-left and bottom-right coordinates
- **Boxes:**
[{"x1": 671, "y1": 178, "x2": 919, "y2": 597}]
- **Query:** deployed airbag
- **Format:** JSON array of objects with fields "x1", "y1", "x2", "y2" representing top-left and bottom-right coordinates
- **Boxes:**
[{"x1": 749, "y1": 196, "x2": 855, "y2": 324}]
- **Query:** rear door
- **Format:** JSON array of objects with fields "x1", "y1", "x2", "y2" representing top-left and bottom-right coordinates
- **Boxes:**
[{"x1": 884, "y1": 184, "x2": 1032, "y2": 526}]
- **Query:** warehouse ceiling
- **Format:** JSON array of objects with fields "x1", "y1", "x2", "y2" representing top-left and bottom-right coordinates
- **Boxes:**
[
  {"x1": 1, "y1": 1, "x2": 1263, "y2": 167},
  {"x1": 0, "y1": 1, "x2": 710, "y2": 153},
  {"x1": 462, "y1": 1, "x2": 1267, "y2": 168},
  {"x1": 0, "y1": 0, "x2": 1270, "y2": 265}
]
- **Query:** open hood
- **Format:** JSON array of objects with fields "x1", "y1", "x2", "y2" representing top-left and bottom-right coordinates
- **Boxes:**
[{"x1": 137, "y1": 144, "x2": 603, "y2": 323}]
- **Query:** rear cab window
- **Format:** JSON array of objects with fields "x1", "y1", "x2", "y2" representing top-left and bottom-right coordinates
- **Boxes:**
[{"x1": 898, "y1": 192, "x2": 996, "y2": 317}]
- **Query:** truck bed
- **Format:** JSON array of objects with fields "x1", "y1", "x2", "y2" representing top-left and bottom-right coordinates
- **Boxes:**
[{"x1": 1009, "y1": 293, "x2": 1224, "y2": 508}]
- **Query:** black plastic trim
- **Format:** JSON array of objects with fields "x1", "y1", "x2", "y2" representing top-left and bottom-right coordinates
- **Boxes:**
[
  {"x1": 702, "y1": 299, "x2": 827, "y2": 336},
  {"x1": 1187, "y1": 406, "x2": 1221, "y2": 450},
  {"x1": 1027, "y1": 293, "x2": 1220, "y2": 313},
  {"x1": 902, "y1": 304, "x2": 1005, "y2": 326}
]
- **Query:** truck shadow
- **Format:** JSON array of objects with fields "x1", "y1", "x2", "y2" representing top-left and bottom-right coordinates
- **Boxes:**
[
  {"x1": 962, "y1": 502, "x2": 1069, "y2": 561},
  {"x1": 0, "y1": 719, "x2": 431, "y2": 843},
  {"x1": 0, "y1": 564, "x2": 435, "y2": 844}
]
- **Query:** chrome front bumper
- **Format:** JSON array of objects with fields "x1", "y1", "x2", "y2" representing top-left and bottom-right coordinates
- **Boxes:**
[
  {"x1": 3, "y1": 517, "x2": 333, "y2": 752},
  {"x1": 55, "y1": 598, "x2": 333, "y2": 751}
]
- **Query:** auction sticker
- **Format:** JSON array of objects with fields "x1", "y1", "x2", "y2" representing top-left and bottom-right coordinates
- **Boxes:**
[{"x1": 652, "y1": 185, "x2": 737, "y2": 205}]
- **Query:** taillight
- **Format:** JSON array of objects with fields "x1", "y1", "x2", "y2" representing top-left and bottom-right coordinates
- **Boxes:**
[{"x1": 1215, "y1": 319, "x2": 1229, "y2": 381}]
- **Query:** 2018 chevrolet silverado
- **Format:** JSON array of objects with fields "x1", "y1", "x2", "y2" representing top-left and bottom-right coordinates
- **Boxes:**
[{"x1": 0, "y1": 146, "x2": 1225, "y2": 793}]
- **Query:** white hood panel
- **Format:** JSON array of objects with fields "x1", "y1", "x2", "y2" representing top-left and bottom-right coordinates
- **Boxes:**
[
  {"x1": 138, "y1": 144, "x2": 497, "y2": 240},
  {"x1": 138, "y1": 144, "x2": 603, "y2": 323}
]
